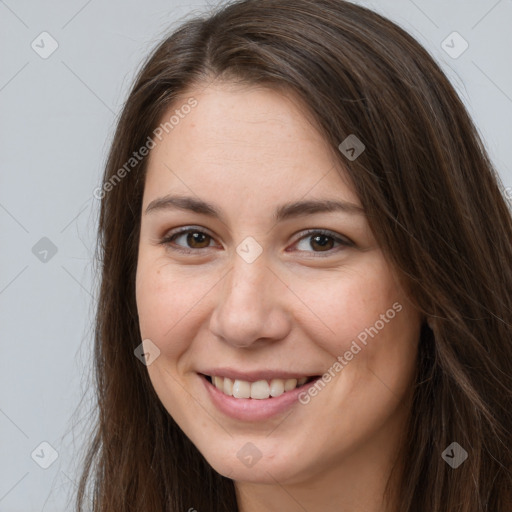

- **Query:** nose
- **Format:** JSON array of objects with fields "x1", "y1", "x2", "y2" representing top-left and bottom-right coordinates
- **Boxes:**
[{"x1": 208, "y1": 250, "x2": 292, "y2": 349}]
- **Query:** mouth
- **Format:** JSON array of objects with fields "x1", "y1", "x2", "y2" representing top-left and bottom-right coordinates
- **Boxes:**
[{"x1": 200, "y1": 374, "x2": 320, "y2": 400}]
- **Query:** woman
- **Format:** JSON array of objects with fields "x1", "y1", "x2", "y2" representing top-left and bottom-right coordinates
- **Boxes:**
[{"x1": 76, "y1": 0, "x2": 512, "y2": 510}]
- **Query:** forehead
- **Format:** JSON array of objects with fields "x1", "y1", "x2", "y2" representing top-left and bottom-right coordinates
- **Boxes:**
[{"x1": 143, "y1": 82, "x2": 360, "y2": 211}]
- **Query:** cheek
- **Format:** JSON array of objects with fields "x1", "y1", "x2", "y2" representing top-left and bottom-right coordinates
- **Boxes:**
[
  {"x1": 135, "y1": 260, "x2": 201, "y2": 420},
  {"x1": 135, "y1": 257, "x2": 217, "y2": 358},
  {"x1": 136, "y1": 264, "x2": 172, "y2": 341},
  {"x1": 288, "y1": 260, "x2": 420, "y2": 406},
  {"x1": 287, "y1": 263, "x2": 403, "y2": 356}
]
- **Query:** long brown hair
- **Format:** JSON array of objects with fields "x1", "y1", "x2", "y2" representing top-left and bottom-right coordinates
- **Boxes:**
[{"x1": 75, "y1": 0, "x2": 512, "y2": 510}]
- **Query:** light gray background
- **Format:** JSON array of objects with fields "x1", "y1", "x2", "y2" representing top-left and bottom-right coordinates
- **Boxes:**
[{"x1": 1, "y1": 0, "x2": 511, "y2": 510}]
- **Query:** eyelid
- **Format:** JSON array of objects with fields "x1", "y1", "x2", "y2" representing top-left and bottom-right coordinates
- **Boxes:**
[{"x1": 163, "y1": 225, "x2": 216, "y2": 238}]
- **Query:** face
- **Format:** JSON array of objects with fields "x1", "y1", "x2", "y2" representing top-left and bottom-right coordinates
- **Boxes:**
[{"x1": 135, "y1": 81, "x2": 422, "y2": 485}]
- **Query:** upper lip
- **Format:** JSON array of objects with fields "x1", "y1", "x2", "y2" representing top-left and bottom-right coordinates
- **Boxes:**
[{"x1": 199, "y1": 368, "x2": 319, "y2": 382}]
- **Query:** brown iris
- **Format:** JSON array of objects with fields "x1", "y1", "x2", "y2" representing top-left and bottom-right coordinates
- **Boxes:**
[
  {"x1": 309, "y1": 234, "x2": 334, "y2": 252},
  {"x1": 186, "y1": 231, "x2": 211, "y2": 249}
]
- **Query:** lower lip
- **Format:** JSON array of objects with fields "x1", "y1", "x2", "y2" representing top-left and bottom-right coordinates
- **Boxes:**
[{"x1": 200, "y1": 374, "x2": 319, "y2": 421}]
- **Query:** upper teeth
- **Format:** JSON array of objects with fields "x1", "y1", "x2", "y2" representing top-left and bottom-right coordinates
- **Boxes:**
[{"x1": 211, "y1": 376, "x2": 309, "y2": 399}]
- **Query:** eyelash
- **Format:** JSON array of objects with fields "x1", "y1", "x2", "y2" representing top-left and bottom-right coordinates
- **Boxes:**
[{"x1": 158, "y1": 226, "x2": 353, "y2": 257}]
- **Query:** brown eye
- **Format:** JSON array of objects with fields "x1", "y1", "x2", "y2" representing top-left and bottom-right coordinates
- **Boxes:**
[
  {"x1": 292, "y1": 229, "x2": 352, "y2": 256},
  {"x1": 160, "y1": 228, "x2": 216, "y2": 253}
]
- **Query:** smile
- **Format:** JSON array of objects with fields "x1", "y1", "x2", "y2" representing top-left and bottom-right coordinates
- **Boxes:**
[
  {"x1": 199, "y1": 370, "x2": 322, "y2": 421},
  {"x1": 204, "y1": 374, "x2": 316, "y2": 399}
]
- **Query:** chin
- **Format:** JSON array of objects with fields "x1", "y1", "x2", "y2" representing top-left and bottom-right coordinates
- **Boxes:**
[{"x1": 194, "y1": 435, "x2": 315, "y2": 485}]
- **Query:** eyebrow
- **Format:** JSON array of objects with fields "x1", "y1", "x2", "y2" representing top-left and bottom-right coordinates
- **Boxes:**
[{"x1": 144, "y1": 194, "x2": 365, "y2": 222}]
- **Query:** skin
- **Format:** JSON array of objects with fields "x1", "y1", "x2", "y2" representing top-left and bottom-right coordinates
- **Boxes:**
[{"x1": 135, "y1": 80, "x2": 423, "y2": 512}]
